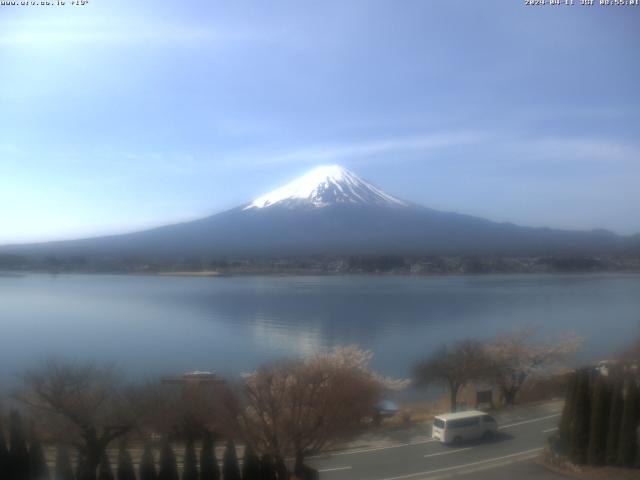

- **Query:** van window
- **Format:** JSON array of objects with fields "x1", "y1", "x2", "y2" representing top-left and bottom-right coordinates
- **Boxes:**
[
  {"x1": 483, "y1": 415, "x2": 496, "y2": 423},
  {"x1": 448, "y1": 417, "x2": 479, "y2": 429},
  {"x1": 433, "y1": 418, "x2": 445, "y2": 429}
]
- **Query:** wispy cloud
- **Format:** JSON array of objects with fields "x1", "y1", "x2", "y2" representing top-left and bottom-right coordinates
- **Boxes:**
[
  {"x1": 530, "y1": 138, "x2": 640, "y2": 165},
  {"x1": 225, "y1": 132, "x2": 487, "y2": 168}
]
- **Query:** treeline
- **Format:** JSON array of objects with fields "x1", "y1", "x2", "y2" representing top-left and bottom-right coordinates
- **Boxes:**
[
  {"x1": 2, "y1": 253, "x2": 639, "y2": 275},
  {"x1": 0, "y1": 413, "x2": 292, "y2": 480},
  {"x1": 555, "y1": 367, "x2": 640, "y2": 468}
]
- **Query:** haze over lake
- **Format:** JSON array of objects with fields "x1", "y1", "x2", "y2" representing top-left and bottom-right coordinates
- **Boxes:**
[{"x1": 1, "y1": 273, "x2": 639, "y2": 385}]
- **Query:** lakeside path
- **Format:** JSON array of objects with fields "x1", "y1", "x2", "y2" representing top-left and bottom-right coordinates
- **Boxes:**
[{"x1": 308, "y1": 400, "x2": 566, "y2": 480}]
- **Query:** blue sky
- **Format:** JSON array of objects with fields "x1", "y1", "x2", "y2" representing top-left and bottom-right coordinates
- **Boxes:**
[{"x1": 1, "y1": 0, "x2": 639, "y2": 243}]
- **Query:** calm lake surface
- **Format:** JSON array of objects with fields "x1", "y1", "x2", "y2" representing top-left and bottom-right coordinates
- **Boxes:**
[{"x1": 1, "y1": 273, "x2": 639, "y2": 385}]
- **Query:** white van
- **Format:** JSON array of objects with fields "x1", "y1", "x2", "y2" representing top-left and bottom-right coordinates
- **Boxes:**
[{"x1": 432, "y1": 410, "x2": 497, "y2": 444}]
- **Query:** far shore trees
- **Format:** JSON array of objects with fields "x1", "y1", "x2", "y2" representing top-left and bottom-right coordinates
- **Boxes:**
[
  {"x1": 234, "y1": 346, "x2": 406, "y2": 469},
  {"x1": 414, "y1": 341, "x2": 490, "y2": 411}
]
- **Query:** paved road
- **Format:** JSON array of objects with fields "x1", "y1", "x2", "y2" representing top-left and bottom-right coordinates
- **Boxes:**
[{"x1": 308, "y1": 404, "x2": 565, "y2": 480}]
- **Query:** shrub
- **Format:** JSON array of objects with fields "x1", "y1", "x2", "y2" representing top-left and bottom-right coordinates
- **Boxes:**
[
  {"x1": 199, "y1": 432, "x2": 219, "y2": 480},
  {"x1": 222, "y1": 441, "x2": 240, "y2": 480},
  {"x1": 139, "y1": 445, "x2": 157, "y2": 480},
  {"x1": 587, "y1": 376, "x2": 609, "y2": 465},
  {"x1": 618, "y1": 380, "x2": 639, "y2": 467}
]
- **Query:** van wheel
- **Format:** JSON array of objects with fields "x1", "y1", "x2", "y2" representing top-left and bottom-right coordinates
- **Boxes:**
[
  {"x1": 482, "y1": 430, "x2": 493, "y2": 440},
  {"x1": 453, "y1": 436, "x2": 462, "y2": 445}
]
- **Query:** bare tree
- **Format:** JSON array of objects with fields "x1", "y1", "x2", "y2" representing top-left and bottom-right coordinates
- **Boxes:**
[
  {"x1": 18, "y1": 359, "x2": 135, "y2": 480},
  {"x1": 484, "y1": 328, "x2": 582, "y2": 405},
  {"x1": 413, "y1": 340, "x2": 490, "y2": 411},
  {"x1": 233, "y1": 346, "x2": 406, "y2": 469}
]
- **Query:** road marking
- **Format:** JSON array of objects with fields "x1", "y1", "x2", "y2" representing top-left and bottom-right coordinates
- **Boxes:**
[
  {"x1": 318, "y1": 466, "x2": 352, "y2": 473},
  {"x1": 378, "y1": 447, "x2": 543, "y2": 480},
  {"x1": 542, "y1": 427, "x2": 558, "y2": 433},
  {"x1": 311, "y1": 411, "x2": 560, "y2": 459},
  {"x1": 310, "y1": 439, "x2": 436, "y2": 458},
  {"x1": 499, "y1": 413, "x2": 561, "y2": 429},
  {"x1": 424, "y1": 447, "x2": 472, "y2": 458}
]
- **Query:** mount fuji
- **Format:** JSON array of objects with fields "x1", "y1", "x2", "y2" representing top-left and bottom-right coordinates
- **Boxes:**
[{"x1": 1, "y1": 165, "x2": 637, "y2": 260}]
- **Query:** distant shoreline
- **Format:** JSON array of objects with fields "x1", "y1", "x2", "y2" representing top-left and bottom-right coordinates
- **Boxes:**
[{"x1": 2, "y1": 253, "x2": 640, "y2": 277}]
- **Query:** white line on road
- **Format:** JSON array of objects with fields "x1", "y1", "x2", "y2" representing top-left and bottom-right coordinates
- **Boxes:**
[
  {"x1": 310, "y1": 439, "x2": 436, "y2": 458},
  {"x1": 311, "y1": 411, "x2": 560, "y2": 459},
  {"x1": 542, "y1": 427, "x2": 558, "y2": 433},
  {"x1": 424, "y1": 447, "x2": 472, "y2": 458},
  {"x1": 378, "y1": 447, "x2": 543, "y2": 480},
  {"x1": 318, "y1": 466, "x2": 352, "y2": 473},
  {"x1": 499, "y1": 413, "x2": 561, "y2": 429}
]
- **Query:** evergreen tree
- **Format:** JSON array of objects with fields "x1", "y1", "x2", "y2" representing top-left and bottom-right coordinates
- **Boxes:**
[
  {"x1": 618, "y1": 380, "x2": 639, "y2": 468},
  {"x1": 139, "y1": 445, "x2": 157, "y2": 480},
  {"x1": 116, "y1": 446, "x2": 136, "y2": 480},
  {"x1": 54, "y1": 445, "x2": 74, "y2": 480},
  {"x1": 182, "y1": 436, "x2": 198, "y2": 480},
  {"x1": 98, "y1": 452, "x2": 114, "y2": 480},
  {"x1": 240, "y1": 445, "x2": 260, "y2": 480},
  {"x1": 221, "y1": 441, "x2": 240, "y2": 480},
  {"x1": 259, "y1": 455, "x2": 276, "y2": 480},
  {"x1": 29, "y1": 431, "x2": 50, "y2": 480},
  {"x1": 198, "y1": 432, "x2": 219, "y2": 480},
  {"x1": 76, "y1": 451, "x2": 89, "y2": 480},
  {"x1": 587, "y1": 376, "x2": 610, "y2": 465},
  {"x1": 568, "y1": 369, "x2": 590, "y2": 465},
  {"x1": 606, "y1": 380, "x2": 624, "y2": 465},
  {"x1": 558, "y1": 372, "x2": 577, "y2": 444},
  {"x1": 157, "y1": 442, "x2": 178, "y2": 480},
  {"x1": 8, "y1": 410, "x2": 30, "y2": 480},
  {"x1": 0, "y1": 420, "x2": 9, "y2": 480},
  {"x1": 274, "y1": 456, "x2": 288, "y2": 480}
]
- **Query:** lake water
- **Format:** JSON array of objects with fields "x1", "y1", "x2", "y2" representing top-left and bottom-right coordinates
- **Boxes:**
[{"x1": 1, "y1": 273, "x2": 639, "y2": 386}]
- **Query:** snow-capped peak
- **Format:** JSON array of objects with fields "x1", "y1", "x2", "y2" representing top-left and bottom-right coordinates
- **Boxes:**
[{"x1": 243, "y1": 165, "x2": 409, "y2": 210}]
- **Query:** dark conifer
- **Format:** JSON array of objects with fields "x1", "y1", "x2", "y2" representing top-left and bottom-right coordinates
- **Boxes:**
[
  {"x1": 76, "y1": 451, "x2": 89, "y2": 480},
  {"x1": 198, "y1": 432, "x2": 219, "y2": 480},
  {"x1": 259, "y1": 455, "x2": 276, "y2": 480},
  {"x1": 98, "y1": 452, "x2": 114, "y2": 480},
  {"x1": 29, "y1": 431, "x2": 50, "y2": 480},
  {"x1": 274, "y1": 456, "x2": 288, "y2": 480},
  {"x1": 54, "y1": 445, "x2": 74, "y2": 480},
  {"x1": 606, "y1": 380, "x2": 624, "y2": 465},
  {"x1": 568, "y1": 369, "x2": 590, "y2": 464},
  {"x1": 558, "y1": 372, "x2": 577, "y2": 443},
  {"x1": 139, "y1": 445, "x2": 157, "y2": 480},
  {"x1": 116, "y1": 446, "x2": 136, "y2": 480},
  {"x1": 182, "y1": 436, "x2": 198, "y2": 480},
  {"x1": 8, "y1": 410, "x2": 30, "y2": 480},
  {"x1": 221, "y1": 441, "x2": 240, "y2": 480},
  {"x1": 240, "y1": 445, "x2": 260, "y2": 480},
  {"x1": 157, "y1": 442, "x2": 178, "y2": 480},
  {"x1": 587, "y1": 376, "x2": 609, "y2": 465},
  {"x1": 618, "y1": 380, "x2": 639, "y2": 468},
  {"x1": 0, "y1": 420, "x2": 9, "y2": 480}
]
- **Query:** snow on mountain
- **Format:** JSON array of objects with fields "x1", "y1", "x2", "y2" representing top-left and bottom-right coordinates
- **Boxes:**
[{"x1": 243, "y1": 165, "x2": 409, "y2": 210}]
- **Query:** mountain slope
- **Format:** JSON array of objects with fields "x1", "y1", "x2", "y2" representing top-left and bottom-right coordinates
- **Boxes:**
[{"x1": 1, "y1": 165, "x2": 638, "y2": 259}]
